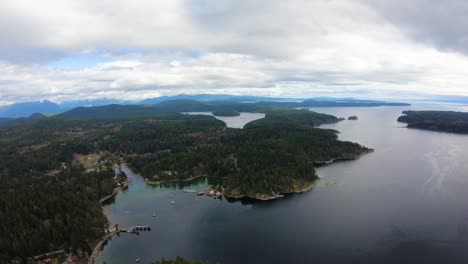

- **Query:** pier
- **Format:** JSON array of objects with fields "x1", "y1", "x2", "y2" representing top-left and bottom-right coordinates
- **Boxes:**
[{"x1": 125, "y1": 225, "x2": 152, "y2": 233}]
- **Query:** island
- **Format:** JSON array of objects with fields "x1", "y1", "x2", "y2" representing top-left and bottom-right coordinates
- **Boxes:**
[
  {"x1": 0, "y1": 101, "x2": 371, "y2": 262},
  {"x1": 397, "y1": 110, "x2": 468, "y2": 134},
  {"x1": 348, "y1": 115, "x2": 358, "y2": 120},
  {"x1": 212, "y1": 109, "x2": 240, "y2": 117}
]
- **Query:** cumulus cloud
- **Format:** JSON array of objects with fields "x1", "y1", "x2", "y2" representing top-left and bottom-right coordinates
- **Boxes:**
[{"x1": 0, "y1": 0, "x2": 468, "y2": 104}]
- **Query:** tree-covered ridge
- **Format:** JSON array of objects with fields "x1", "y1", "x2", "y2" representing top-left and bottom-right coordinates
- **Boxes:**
[
  {"x1": 398, "y1": 110, "x2": 468, "y2": 134},
  {"x1": 48, "y1": 99, "x2": 407, "y2": 121},
  {"x1": 0, "y1": 105, "x2": 371, "y2": 261},
  {"x1": 212, "y1": 109, "x2": 240, "y2": 117},
  {"x1": 244, "y1": 108, "x2": 339, "y2": 128},
  {"x1": 258, "y1": 100, "x2": 410, "y2": 108}
]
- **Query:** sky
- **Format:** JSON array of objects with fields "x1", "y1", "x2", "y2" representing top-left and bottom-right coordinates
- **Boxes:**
[{"x1": 1, "y1": 0, "x2": 468, "y2": 105}]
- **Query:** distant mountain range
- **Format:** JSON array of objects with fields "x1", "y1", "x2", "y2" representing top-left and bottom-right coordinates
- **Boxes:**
[
  {"x1": 138, "y1": 94, "x2": 300, "y2": 104},
  {"x1": 0, "y1": 100, "x2": 61, "y2": 118},
  {"x1": 0, "y1": 99, "x2": 133, "y2": 118},
  {"x1": 412, "y1": 95, "x2": 468, "y2": 104},
  {"x1": 0, "y1": 94, "x2": 410, "y2": 118}
]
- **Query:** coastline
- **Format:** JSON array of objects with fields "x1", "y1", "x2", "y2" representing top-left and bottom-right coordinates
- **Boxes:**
[
  {"x1": 223, "y1": 180, "x2": 315, "y2": 201},
  {"x1": 313, "y1": 150, "x2": 374, "y2": 166},
  {"x1": 142, "y1": 174, "x2": 314, "y2": 201},
  {"x1": 99, "y1": 181, "x2": 128, "y2": 205},
  {"x1": 144, "y1": 175, "x2": 205, "y2": 185},
  {"x1": 88, "y1": 229, "x2": 120, "y2": 264},
  {"x1": 88, "y1": 165, "x2": 129, "y2": 264}
]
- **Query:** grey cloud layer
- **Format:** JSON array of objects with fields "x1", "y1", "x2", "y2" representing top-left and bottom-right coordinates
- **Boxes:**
[
  {"x1": 0, "y1": 0, "x2": 468, "y2": 103},
  {"x1": 366, "y1": 0, "x2": 468, "y2": 55}
]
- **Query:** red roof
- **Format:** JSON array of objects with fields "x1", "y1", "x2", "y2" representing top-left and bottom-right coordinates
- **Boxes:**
[{"x1": 42, "y1": 258, "x2": 52, "y2": 263}]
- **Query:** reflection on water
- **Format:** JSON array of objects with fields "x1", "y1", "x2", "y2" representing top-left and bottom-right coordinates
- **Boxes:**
[
  {"x1": 97, "y1": 104, "x2": 468, "y2": 264},
  {"x1": 182, "y1": 112, "x2": 265, "y2": 128}
]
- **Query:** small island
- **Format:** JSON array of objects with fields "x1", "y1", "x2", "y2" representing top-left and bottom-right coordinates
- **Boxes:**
[
  {"x1": 348, "y1": 115, "x2": 358, "y2": 120},
  {"x1": 397, "y1": 110, "x2": 468, "y2": 134},
  {"x1": 212, "y1": 109, "x2": 241, "y2": 117}
]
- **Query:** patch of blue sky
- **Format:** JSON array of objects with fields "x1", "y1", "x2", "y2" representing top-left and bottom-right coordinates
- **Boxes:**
[
  {"x1": 188, "y1": 50, "x2": 205, "y2": 58},
  {"x1": 46, "y1": 48, "x2": 144, "y2": 70},
  {"x1": 47, "y1": 53, "x2": 108, "y2": 70}
]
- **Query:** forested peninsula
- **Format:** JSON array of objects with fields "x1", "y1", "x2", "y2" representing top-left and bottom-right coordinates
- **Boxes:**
[
  {"x1": 398, "y1": 110, "x2": 468, "y2": 134},
  {"x1": 0, "y1": 100, "x2": 371, "y2": 262}
]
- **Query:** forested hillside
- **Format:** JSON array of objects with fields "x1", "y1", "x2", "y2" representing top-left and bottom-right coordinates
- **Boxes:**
[{"x1": 398, "y1": 110, "x2": 468, "y2": 134}]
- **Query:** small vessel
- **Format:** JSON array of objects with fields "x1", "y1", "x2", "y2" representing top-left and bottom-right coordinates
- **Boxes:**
[
  {"x1": 171, "y1": 201, "x2": 175, "y2": 205},
  {"x1": 136, "y1": 258, "x2": 141, "y2": 262},
  {"x1": 152, "y1": 211, "x2": 156, "y2": 217}
]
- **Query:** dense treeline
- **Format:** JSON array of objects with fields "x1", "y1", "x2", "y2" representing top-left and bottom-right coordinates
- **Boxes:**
[
  {"x1": 0, "y1": 103, "x2": 371, "y2": 261},
  {"x1": 398, "y1": 110, "x2": 468, "y2": 134},
  {"x1": 212, "y1": 109, "x2": 240, "y2": 117},
  {"x1": 0, "y1": 166, "x2": 116, "y2": 261},
  {"x1": 0, "y1": 119, "x2": 125, "y2": 261}
]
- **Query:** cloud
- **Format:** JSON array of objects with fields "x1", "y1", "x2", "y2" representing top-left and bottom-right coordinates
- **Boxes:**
[
  {"x1": 365, "y1": 0, "x2": 468, "y2": 55},
  {"x1": 1, "y1": 0, "x2": 468, "y2": 104}
]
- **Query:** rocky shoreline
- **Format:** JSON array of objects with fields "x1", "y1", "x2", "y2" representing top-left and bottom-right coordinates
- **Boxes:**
[
  {"x1": 313, "y1": 150, "x2": 374, "y2": 166},
  {"x1": 144, "y1": 175, "x2": 205, "y2": 185},
  {"x1": 223, "y1": 181, "x2": 315, "y2": 201}
]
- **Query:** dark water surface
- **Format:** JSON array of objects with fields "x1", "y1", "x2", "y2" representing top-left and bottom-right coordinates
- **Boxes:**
[{"x1": 96, "y1": 104, "x2": 468, "y2": 264}]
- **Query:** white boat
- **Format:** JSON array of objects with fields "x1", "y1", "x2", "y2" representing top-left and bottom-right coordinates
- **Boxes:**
[
  {"x1": 171, "y1": 201, "x2": 175, "y2": 205},
  {"x1": 136, "y1": 258, "x2": 141, "y2": 262},
  {"x1": 152, "y1": 211, "x2": 156, "y2": 217}
]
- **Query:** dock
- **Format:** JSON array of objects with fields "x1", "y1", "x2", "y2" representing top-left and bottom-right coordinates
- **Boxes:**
[
  {"x1": 196, "y1": 189, "x2": 222, "y2": 199},
  {"x1": 125, "y1": 225, "x2": 152, "y2": 233}
]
